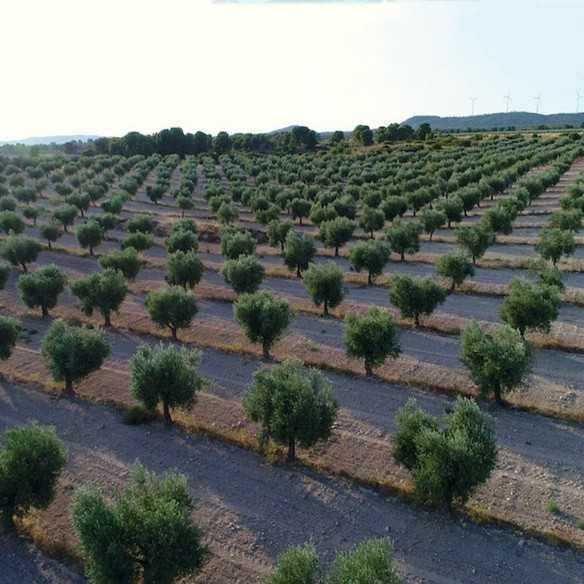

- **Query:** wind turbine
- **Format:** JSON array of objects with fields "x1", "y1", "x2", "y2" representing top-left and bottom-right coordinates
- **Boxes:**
[
  {"x1": 504, "y1": 92, "x2": 512, "y2": 113},
  {"x1": 534, "y1": 94, "x2": 541, "y2": 114},
  {"x1": 470, "y1": 97, "x2": 478, "y2": 116}
]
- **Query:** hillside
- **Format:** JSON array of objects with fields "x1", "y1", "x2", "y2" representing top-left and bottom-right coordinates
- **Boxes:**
[
  {"x1": 403, "y1": 112, "x2": 584, "y2": 131},
  {"x1": 0, "y1": 134, "x2": 100, "y2": 146}
]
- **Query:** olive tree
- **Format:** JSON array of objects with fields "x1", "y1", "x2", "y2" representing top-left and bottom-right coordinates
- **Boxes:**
[
  {"x1": 76, "y1": 220, "x2": 104, "y2": 256},
  {"x1": 0, "y1": 423, "x2": 67, "y2": 527},
  {"x1": 0, "y1": 235, "x2": 41, "y2": 272},
  {"x1": 304, "y1": 262, "x2": 344, "y2": 316},
  {"x1": 437, "y1": 196, "x2": 464, "y2": 228},
  {"x1": 535, "y1": 228, "x2": 575, "y2": 266},
  {"x1": 456, "y1": 224, "x2": 495, "y2": 264},
  {"x1": 0, "y1": 315, "x2": 20, "y2": 360},
  {"x1": 222, "y1": 254, "x2": 265, "y2": 294},
  {"x1": 0, "y1": 210, "x2": 25, "y2": 235},
  {"x1": 389, "y1": 275, "x2": 446, "y2": 326},
  {"x1": 267, "y1": 220, "x2": 293, "y2": 251},
  {"x1": 319, "y1": 217, "x2": 355, "y2": 256},
  {"x1": 131, "y1": 343, "x2": 203, "y2": 425},
  {"x1": 393, "y1": 397, "x2": 497, "y2": 507},
  {"x1": 349, "y1": 240, "x2": 390, "y2": 285},
  {"x1": 460, "y1": 322, "x2": 531, "y2": 403},
  {"x1": 290, "y1": 198, "x2": 311, "y2": 225},
  {"x1": 344, "y1": 308, "x2": 400, "y2": 375},
  {"x1": 127, "y1": 214, "x2": 154, "y2": 234},
  {"x1": 284, "y1": 231, "x2": 316, "y2": 278},
  {"x1": 220, "y1": 228, "x2": 255, "y2": 259},
  {"x1": 359, "y1": 206, "x2": 385, "y2": 239},
  {"x1": 500, "y1": 279, "x2": 560, "y2": 337},
  {"x1": 99, "y1": 247, "x2": 143, "y2": 281},
  {"x1": 550, "y1": 209, "x2": 582, "y2": 232},
  {"x1": 40, "y1": 223, "x2": 62, "y2": 249},
  {"x1": 243, "y1": 358, "x2": 337, "y2": 461},
  {"x1": 419, "y1": 208, "x2": 446, "y2": 241},
  {"x1": 145, "y1": 286, "x2": 198, "y2": 340},
  {"x1": 385, "y1": 220, "x2": 421, "y2": 261},
  {"x1": 18, "y1": 264, "x2": 66, "y2": 317},
  {"x1": 436, "y1": 252, "x2": 474, "y2": 290},
  {"x1": 234, "y1": 291, "x2": 292, "y2": 358},
  {"x1": 41, "y1": 319, "x2": 110, "y2": 394},
  {"x1": 122, "y1": 231, "x2": 153, "y2": 252},
  {"x1": 52, "y1": 204, "x2": 78, "y2": 232},
  {"x1": 167, "y1": 250, "x2": 204, "y2": 290},
  {"x1": 71, "y1": 269, "x2": 128, "y2": 326},
  {"x1": 72, "y1": 466, "x2": 206, "y2": 584},
  {"x1": 166, "y1": 229, "x2": 199, "y2": 254}
]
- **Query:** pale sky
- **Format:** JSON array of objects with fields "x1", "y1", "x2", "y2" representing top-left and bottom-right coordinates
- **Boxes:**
[{"x1": 2, "y1": 0, "x2": 583, "y2": 140}]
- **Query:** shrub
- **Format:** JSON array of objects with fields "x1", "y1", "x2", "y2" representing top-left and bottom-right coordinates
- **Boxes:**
[
  {"x1": 167, "y1": 250, "x2": 204, "y2": 290},
  {"x1": 222, "y1": 254, "x2": 265, "y2": 294},
  {"x1": 244, "y1": 358, "x2": 337, "y2": 461},
  {"x1": 344, "y1": 307, "x2": 400, "y2": 375},
  {"x1": 500, "y1": 279, "x2": 560, "y2": 337},
  {"x1": 262, "y1": 543, "x2": 319, "y2": 584},
  {"x1": 99, "y1": 247, "x2": 143, "y2": 281},
  {"x1": 234, "y1": 291, "x2": 292, "y2": 358},
  {"x1": 76, "y1": 220, "x2": 104, "y2": 256},
  {"x1": 389, "y1": 275, "x2": 446, "y2": 326},
  {"x1": 0, "y1": 315, "x2": 20, "y2": 360},
  {"x1": 145, "y1": 286, "x2": 198, "y2": 340},
  {"x1": 349, "y1": 240, "x2": 390, "y2": 284},
  {"x1": 0, "y1": 235, "x2": 41, "y2": 272},
  {"x1": 131, "y1": 343, "x2": 202, "y2": 425},
  {"x1": 385, "y1": 220, "x2": 421, "y2": 261},
  {"x1": 41, "y1": 319, "x2": 110, "y2": 394},
  {"x1": 0, "y1": 423, "x2": 67, "y2": 527},
  {"x1": 460, "y1": 321, "x2": 531, "y2": 402},
  {"x1": 72, "y1": 466, "x2": 206, "y2": 584},
  {"x1": 18, "y1": 264, "x2": 66, "y2": 317},
  {"x1": 436, "y1": 252, "x2": 474, "y2": 290},
  {"x1": 393, "y1": 397, "x2": 497, "y2": 507},
  {"x1": 71, "y1": 269, "x2": 128, "y2": 326},
  {"x1": 304, "y1": 262, "x2": 344, "y2": 316},
  {"x1": 284, "y1": 231, "x2": 316, "y2": 278}
]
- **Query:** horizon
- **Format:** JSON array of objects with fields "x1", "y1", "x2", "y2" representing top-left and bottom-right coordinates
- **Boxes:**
[{"x1": 2, "y1": 0, "x2": 583, "y2": 141}]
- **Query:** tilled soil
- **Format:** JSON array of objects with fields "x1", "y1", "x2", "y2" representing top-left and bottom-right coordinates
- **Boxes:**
[{"x1": 1, "y1": 380, "x2": 583, "y2": 584}]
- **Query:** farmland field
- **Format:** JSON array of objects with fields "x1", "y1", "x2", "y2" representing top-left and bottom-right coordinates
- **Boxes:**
[{"x1": 1, "y1": 133, "x2": 584, "y2": 583}]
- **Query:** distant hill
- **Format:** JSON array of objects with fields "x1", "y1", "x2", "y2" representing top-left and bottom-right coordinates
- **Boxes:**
[
  {"x1": 403, "y1": 112, "x2": 584, "y2": 131},
  {"x1": 0, "y1": 135, "x2": 100, "y2": 146}
]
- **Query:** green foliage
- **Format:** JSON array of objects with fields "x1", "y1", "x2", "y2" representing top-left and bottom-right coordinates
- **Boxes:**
[
  {"x1": 327, "y1": 538, "x2": 400, "y2": 584},
  {"x1": 455, "y1": 225, "x2": 495, "y2": 264},
  {"x1": 0, "y1": 210, "x2": 25, "y2": 235},
  {"x1": 18, "y1": 264, "x2": 66, "y2": 317},
  {"x1": 72, "y1": 466, "x2": 206, "y2": 584},
  {"x1": 220, "y1": 228, "x2": 255, "y2": 259},
  {"x1": 234, "y1": 291, "x2": 292, "y2": 358},
  {"x1": 304, "y1": 262, "x2": 344, "y2": 316},
  {"x1": 436, "y1": 252, "x2": 475, "y2": 290},
  {"x1": 500, "y1": 279, "x2": 560, "y2": 337},
  {"x1": 166, "y1": 229, "x2": 199, "y2": 254},
  {"x1": 171, "y1": 218, "x2": 198, "y2": 236},
  {"x1": 393, "y1": 397, "x2": 497, "y2": 507},
  {"x1": 359, "y1": 206, "x2": 385, "y2": 238},
  {"x1": 349, "y1": 240, "x2": 390, "y2": 284},
  {"x1": 437, "y1": 196, "x2": 464, "y2": 227},
  {"x1": 481, "y1": 206, "x2": 514, "y2": 235},
  {"x1": 419, "y1": 208, "x2": 446, "y2": 240},
  {"x1": 535, "y1": 227, "x2": 575, "y2": 265},
  {"x1": 389, "y1": 275, "x2": 446, "y2": 326},
  {"x1": 267, "y1": 220, "x2": 293, "y2": 251},
  {"x1": 344, "y1": 307, "x2": 400, "y2": 375},
  {"x1": 71, "y1": 269, "x2": 128, "y2": 326},
  {"x1": 538, "y1": 266, "x2": 564, "y2": 291},
  {"x1": 460, "y1": 321, "x2": 531, "y2": 402},
  {"x1": 131, "y1": 343, "x2": 202, "y2": 424},
  {"x1": 94, "y1": 213, "x2": 119, "y2": 234},
  {"x1": 39, "y1": 223, "x2": 62, "y2": 248},
  {"x1": 243, "y1": 358, "x2": 337, "y2": 461},
  {"x1": 122, "y1": 232, "x2": 153, "y2": 252},
  {"x1": 145, "y1": 286, "x2": 198, "y2": 340},
  {"x1": 0, "y1": 315, "x2": 20, "y2": 360},
  {"x1": 381, "y1": 196, "x2": 408, "y2": 221},
  {"x1": 41, "y1": 319, "x2": 110, "y2": 393},
  {"x1": 262, "y1": 543, "x2": 319, "y2": 584},
  {"x1": 0, "y1": 423, "x2": 67, "y2": 526},
  {"x1": 290, "y1": 198, "x2": 312, "y2": 224},
  {"x1": 0, "y1": 235, "x2": 41, "y2": 272},
  {"x1": 76, "y1": 220, "x2": 104, "y2": 255},
  {"x1": 222, "y1": 254, "x2": 265, "y2": 294},
  {"x1": 385, "y1": 220, "x2": 421, "y2": 261},
  {"x1": 127, "y1": 214, "x2": 154, "y2": 234},
  {"x1": 52, "y1": 204, "x2": 78, "y2": 232},
  {"x1": 167, "y1": 250, "x2": 203, "y2": 290},
  {"x1": 0, "y1": 264, "x2": 10, "y2": 290},
  {"x1": 217, "y1": 202, "x2": 239, "y2": 225},
  {"x1": 550, "y1": 209, "x2": 582, "y2": 232},
  {"x1": 319, "y1": 217, "x2": 355, "y2": 256},
  {"x1": 284, "y1": 231, "x2": 316, "y2": 277},
  {"x1": 99, "y1": 247, "x2": 143, "y2": 281}
]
